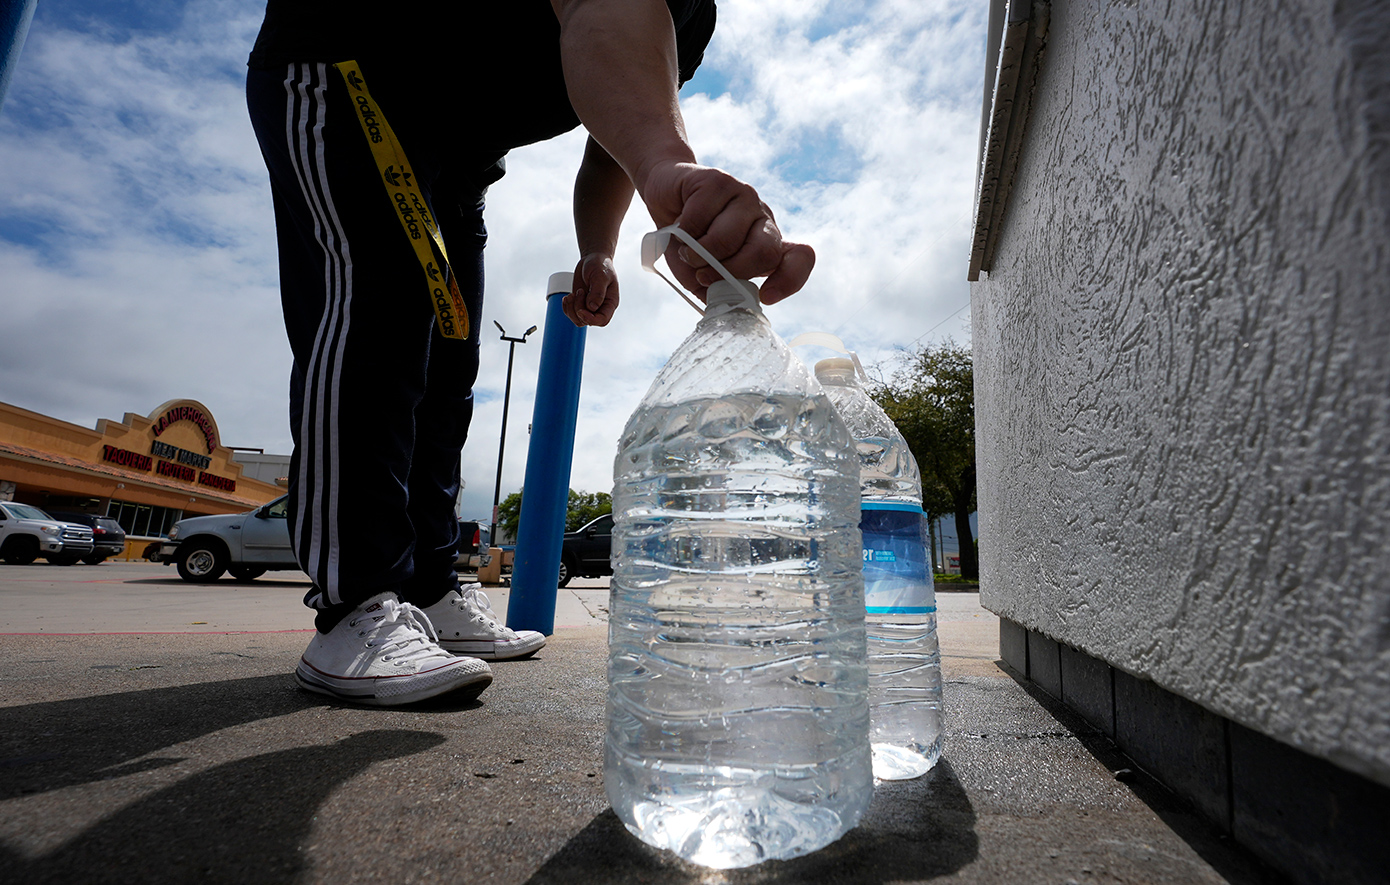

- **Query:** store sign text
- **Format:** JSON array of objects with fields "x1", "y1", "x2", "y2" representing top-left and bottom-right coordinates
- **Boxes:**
[
  {"x1": 151, "y1": 405, "x2": 218, "y2": 453},
  {"x1": 150, "y1": 440, "x2": 212, "y2": 470},
  {"x1": 101, "y1": 444, "x2": 237, "y2": 493},
  {"x1": 155, "y1": 460, "x2": 197, "y2": 482},
  {"x1": 198, "y1": 473, "x2": 236, "y2": 492},
  {"x1": 102, "y1": 445, "x2": 152, "y2": 471}
]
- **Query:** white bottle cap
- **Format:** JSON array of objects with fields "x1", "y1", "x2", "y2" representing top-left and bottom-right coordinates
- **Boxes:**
[
  {"x1": 704, "y1": 279, "x2": 761, "y2": 317},
  {"x1": 815, "y1": 357, "x2": 857, "y2": 381}
]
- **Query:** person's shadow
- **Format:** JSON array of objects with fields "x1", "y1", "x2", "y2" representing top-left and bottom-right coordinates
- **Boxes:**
[
  {"x1": 525, "y1": 759, "x2": 978, "y2": 884},
  {"x1": 1, "y1": 675, "x2": 314, "y2": 799},
  {"x1": 0, "y1": 676, "x2": 450, "y2": 883}
]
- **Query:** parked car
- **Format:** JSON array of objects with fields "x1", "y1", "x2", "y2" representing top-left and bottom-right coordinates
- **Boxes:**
[
  {"x1": 0, "y1": 501, "x2": 94, "y2": 565},
  {"x1": 43, "y1": 511, "x2": 126, "y2": 564},
  {"x1": 455, "y1": 520, "x2": 493, "y2": 574},
  {"x1": 558, "y1": 513, "x2": 613, "y2": 587},
  {"x1": 0, "y1": 501, "x2": 67, "y2": 564},
  {"x1": 160, "y1": 495, "x2": 299, "y2": 583}
]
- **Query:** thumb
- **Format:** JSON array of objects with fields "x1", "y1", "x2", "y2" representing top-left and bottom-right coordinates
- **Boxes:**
[{"x1": 758, "y1": 242, "x2": 816, "y2": 304}]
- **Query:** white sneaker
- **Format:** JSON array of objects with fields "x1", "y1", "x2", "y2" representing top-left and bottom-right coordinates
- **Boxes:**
[
  {"x1": 296, "y1": 592, "x2": 493, "y2": 705},
  {"x1": 422, "y1": 586, "x2": 547, "y2": 661}
]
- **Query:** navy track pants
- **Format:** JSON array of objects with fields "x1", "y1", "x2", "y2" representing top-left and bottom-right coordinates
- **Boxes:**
[{"x1": 246, "y1": 62, "x2": 486, "y2": 628}]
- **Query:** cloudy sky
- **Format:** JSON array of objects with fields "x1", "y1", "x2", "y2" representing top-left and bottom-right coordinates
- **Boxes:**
[{"x1": 0, "y1": 0, "x2": 986, "y2": 523}]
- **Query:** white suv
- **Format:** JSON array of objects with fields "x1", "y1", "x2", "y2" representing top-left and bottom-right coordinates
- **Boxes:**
[{"x1": 0, "y1": 501, "x2": 96, "y2": 565}]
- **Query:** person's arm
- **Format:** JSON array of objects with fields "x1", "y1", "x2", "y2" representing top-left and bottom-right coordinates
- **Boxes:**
[
  {"x1": 551, "y1": 0, "x2": 814, "y2": 311},
  {"x1": 564, "y1": 136, "x2": 635, "y2": 327}
]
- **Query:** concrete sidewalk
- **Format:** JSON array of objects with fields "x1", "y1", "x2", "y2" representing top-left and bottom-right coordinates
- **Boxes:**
[{"x1": 0, "y1": 563, "x2": 1281, "y2": 883}]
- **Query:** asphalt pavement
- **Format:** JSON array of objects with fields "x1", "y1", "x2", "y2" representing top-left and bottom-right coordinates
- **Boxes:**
[{"x1": 0, "y1": 561, "x2": 1282, "y2": 883}]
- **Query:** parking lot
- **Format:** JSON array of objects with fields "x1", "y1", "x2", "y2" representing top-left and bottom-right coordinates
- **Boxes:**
[
  {"x1": 0, "y1": 560, "x2": 1278, "y2": 884},
  {"x1": 0, "y1": 560, "x2": 614, "y2": 634}
]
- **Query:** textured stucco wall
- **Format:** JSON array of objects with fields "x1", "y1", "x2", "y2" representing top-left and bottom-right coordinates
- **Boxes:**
[{"x1": 972, "y1": 0, "x2": 1390, "y2": 786}]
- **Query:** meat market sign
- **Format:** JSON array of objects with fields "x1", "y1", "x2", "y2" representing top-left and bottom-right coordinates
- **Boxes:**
[{"x1": 96, "y1": 400, "x2": 236, "y2": 492}]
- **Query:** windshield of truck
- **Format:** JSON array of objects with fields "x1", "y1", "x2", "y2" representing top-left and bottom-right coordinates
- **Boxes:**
[{"x1": 4, "y1": 503, "x2": 54, "y2": 520}]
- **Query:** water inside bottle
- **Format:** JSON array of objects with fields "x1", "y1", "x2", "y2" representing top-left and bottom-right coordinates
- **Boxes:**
[
  {"x1": 607, "y1": 391, "x2": 872, "y2": 868},
  {"x1": 868, "y1": 615, "x2": 943, "y2": 778},
  {"x1": 816, "y1": 358, "x2": 943, "y2": 781}
]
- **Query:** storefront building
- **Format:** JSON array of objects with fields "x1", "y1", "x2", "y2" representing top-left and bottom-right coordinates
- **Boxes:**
[{"x1": 0, "y1": 398, "x2": 287, "y2": 560}]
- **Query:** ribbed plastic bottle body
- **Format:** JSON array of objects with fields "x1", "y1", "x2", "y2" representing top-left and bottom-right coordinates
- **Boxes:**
[
  {"x1": 606, "y1": 309, "x2": 871, "y2": 869},
  {"x1": 820, "y1": 368, "x2": 943, "y2": 780}
]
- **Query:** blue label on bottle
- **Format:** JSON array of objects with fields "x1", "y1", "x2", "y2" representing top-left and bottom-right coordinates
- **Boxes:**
[{"x1": 861, "y1": 503, "x2": 934, "y2": 614}]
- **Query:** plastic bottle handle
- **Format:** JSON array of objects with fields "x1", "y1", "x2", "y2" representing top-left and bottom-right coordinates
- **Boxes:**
[
  {"x1": 787, "y1": 331, "x2": 869, "y2": 382},
  {"x1": 641, "y1": 224, "x2": 760, "y2": 316}
]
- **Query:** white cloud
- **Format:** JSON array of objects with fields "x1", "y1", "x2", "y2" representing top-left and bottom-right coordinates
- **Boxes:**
[{"x1": 0, "y1": 0, "x2": 986, "y2": 523}]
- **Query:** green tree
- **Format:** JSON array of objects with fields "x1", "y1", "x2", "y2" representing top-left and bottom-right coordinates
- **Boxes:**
[
  {"x1": 496, "y1": 490, "x2": 524, "y2": 542},
  {"x1": 920, "y1": 475, "x2": 955, "y2": 573},
  {"x1": 871, "y1": 340, "x2": 978, "y2": 581},
  {"x1": 494, "y1": 488, "x2": 613, "y2": 540},
  {"x1": 566, "y1": 489, "x2": 613, "y2": 530}
]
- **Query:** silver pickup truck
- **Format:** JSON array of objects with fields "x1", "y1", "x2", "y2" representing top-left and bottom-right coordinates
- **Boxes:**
[
  {"x1": 160, "y1": 496, "x2": 300, "y2": 583},
  {"x1": 163, "y1": 498, "x2": 488, "y2": 583},
  {"x1": 0, "y1": 501, "x2": 95, "y2": 565}
]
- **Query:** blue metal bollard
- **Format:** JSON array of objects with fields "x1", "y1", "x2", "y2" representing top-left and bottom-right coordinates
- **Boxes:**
[
  {"x1": 0, "y1": 0, "x2": 38, "y2": 113},
  {"x1": 506, "y1": 272, "x2": 586, "y2": 635}
]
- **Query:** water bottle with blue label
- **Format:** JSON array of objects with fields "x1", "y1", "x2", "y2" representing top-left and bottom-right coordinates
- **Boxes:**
[
  {"x1": 603, "y1": 227, "x2": 872, "y2": 869},
  {"x1": 810, "y1": 349, "x2": 942, "y2": 780}
]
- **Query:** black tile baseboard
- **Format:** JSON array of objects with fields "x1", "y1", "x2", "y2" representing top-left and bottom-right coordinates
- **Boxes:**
[{"x1": 999, "y1": 618, "x2": 1390, "y2": 885}]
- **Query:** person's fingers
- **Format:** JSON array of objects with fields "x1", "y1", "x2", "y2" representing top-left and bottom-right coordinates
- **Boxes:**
[
  {"x1": 692, "y1": 216, "x2": 786, "y2": 287},
  {"x1": 564, "y1": 256, "x2": 621, "y2": 327},
  {"x1": 562, "y1": 290, "x2": 584, "y2": 326},
  {"x1": 757, "y1": 242, "x2": 816, "y2": 304},
  {"x1": 677, "y1": 245, "x2": 706, "y2": 270},
  {"x1": 585, "y1": 256, "x2": 613, "y2": 307},
  {"x1": 563, "y1": 258, "x2": 590, "y2": 326},
  {"x1": 640, "y1": 163, "x2": 812, "y2": 302},
  {"x1": 666, "y1": 170, "x2": 786, "y2": 284},
  {"x1": 593, "y1": 288, "x2": 619, "y2": 325},
  {"x1": 670, "y1": 167, "x2": 749, "y2": 241},
  {"x1": 581, "y1": 279, "x2": 619, "y2": 326}
]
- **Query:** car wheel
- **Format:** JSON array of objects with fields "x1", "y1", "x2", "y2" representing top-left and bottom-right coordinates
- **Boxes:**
[
  {"x1": 228, "y1": 566, "x2": 266, "y2": 582},
  {"x1": 47, "y1": 554, "x2": 80, "y2": 566},
  {"x1": 81, "y1": 553, "x2": 108, "y2": 565},
  {"x1": 1, "y1": 537, "x2": 39, "y2": 565},
  {"x1": 557, "y1": 557, "x2": 573, "y2": 588},
  {"x1": 176, "y1": 542, "x2": 227, "y2": 583}
]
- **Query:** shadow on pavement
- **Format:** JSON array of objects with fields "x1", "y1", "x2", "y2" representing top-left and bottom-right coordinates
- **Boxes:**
[
  {"x1": 525, "y1": 759, "x2": 977, "y2": 884},
  {"x1": 0, "y1": 674, "x2": 317, "y2": 799},
  {"x1": 0, "y1": 729, "x2": 445, "y2": 883}
]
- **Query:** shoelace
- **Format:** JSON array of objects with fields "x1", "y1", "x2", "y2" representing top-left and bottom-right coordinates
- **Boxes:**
[
  {"x1": 459, "y1": 587, "x2": 503, "y2": 629},
  {"x1": 353, "y1": 599, "x2": 445, "y2": 665}
]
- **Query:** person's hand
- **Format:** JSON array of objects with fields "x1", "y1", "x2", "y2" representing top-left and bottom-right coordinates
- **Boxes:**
[
  {"x1": 562, "y1": 252, "x2": 620, "y2": 326},
  {"x1": 636, "y1": 160, "x2": 815, "y2": 304}
]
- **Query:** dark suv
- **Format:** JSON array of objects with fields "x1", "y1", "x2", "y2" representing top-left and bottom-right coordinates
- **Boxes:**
[
  {"x1": 558, "y1": 513, "x2": 613, "y2": 587},
  {"x1": 43, "y1": 511, "x2": 127, "y2": 564}
]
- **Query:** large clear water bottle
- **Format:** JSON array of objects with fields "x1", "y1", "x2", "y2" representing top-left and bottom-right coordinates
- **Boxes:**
[
  {"x1": 814, "y1": 356, "x2": 942, "y2": 780},
  {"x1": 606, "y1": 242, "x2": 872, "y2": 869}
]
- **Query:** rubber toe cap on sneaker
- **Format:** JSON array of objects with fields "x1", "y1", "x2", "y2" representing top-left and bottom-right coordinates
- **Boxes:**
[
  {"x1": 295, "y1": 656, "x2": 493, "y2": 706},
  {"x1": 440, "y1": 630, "x2": 547, "y2": 661}
]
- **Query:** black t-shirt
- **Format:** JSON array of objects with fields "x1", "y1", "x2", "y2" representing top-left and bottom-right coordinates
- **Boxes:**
[{"x1": 248, "y1": 0, "x2": 715, "y2": 157}]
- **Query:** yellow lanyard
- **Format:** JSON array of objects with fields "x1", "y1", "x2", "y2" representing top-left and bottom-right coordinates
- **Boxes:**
[{"x1": 334, "y1": 60, "x2": 469, "y2": 340}]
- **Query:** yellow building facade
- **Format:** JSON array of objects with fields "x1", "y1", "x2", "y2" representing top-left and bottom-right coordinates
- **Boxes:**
[{"x1": 0, "y1": 398, "x2": 285, "y2": 560}]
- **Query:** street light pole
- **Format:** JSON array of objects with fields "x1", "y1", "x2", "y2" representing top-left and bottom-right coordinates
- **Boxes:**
[{"x1": 492, "y1": 321, "x2": 537, "y2": 529}]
